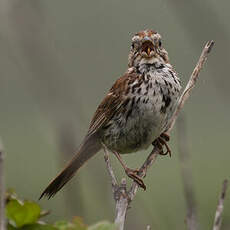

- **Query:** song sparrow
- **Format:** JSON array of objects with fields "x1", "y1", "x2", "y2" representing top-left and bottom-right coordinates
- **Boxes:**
[{"x1": 40, "y1": 29, "x2": 181, "y2": 199}]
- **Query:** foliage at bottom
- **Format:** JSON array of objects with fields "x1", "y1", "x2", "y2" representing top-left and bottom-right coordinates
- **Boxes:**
[{"x1": 5, "y1": 190, "x2": 117, "y2": 230}]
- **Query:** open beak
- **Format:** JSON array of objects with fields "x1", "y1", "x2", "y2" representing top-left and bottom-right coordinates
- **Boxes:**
[
  {"x1": 141, "y1": 40, "x2": 154, "y2": 58},
  {"x1": 147, "y1": 47, "x2": 151, "y2": 56}
]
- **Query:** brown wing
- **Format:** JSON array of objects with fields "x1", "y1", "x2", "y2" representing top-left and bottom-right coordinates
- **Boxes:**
[{"x1": 87, "y1": 71, "x2": 139, "y2": 136}]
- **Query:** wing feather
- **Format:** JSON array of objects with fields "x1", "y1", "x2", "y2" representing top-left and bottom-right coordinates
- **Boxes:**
[{"x1": 87, "y1": 71, "x2": 138, "y2": 136}]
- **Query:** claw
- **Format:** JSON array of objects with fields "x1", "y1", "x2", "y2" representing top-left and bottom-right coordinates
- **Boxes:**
[
  {"x1": 111, "y1": 151, "x2": 147, "y2": 190},
  {"x1": 153, "y1": 133, "x2": 171, "y2": 157},
  {"x1": 125, "y1": 168, "x2": 146, "y2": 190}
]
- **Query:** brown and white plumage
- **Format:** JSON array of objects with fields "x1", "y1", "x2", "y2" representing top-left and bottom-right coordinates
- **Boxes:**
[{"x1": 40, "y1": 29, "x2": 181, "y2": 199}]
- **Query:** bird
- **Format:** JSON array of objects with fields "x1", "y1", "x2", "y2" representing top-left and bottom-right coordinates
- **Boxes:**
[{"x1": 40, "y1": 29, "x2": 181, "y2": 199}]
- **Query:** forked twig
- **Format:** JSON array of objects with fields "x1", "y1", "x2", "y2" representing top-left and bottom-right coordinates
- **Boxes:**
[
  {"x1": 212, "y1": 180, "x2": 228, "y2": 230},
  {"x1": 104, "y1": 40, "x2": 214, "y2": 230},
  {"x1": 103, "y1": 145, "x2": 118, "y2": 193},
  {"x1": 103, "y1": 147, "x2": 128, "y2": 230}
]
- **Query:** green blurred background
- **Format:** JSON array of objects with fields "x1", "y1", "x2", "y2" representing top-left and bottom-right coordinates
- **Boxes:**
[{"x1": 0, "y1": 0, "x2": 230, "y2": 229}]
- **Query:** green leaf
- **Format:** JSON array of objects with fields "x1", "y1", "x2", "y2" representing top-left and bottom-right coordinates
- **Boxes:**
[
  {"x1": 72, "y1": 217, "x2": 87, "y2": 230},
  {"x1": 8, "y1": 223, "x2": 17, "y2": 230},
  {"x1": 88, "y1": 221, "x2": 117, "y2": 230},
  {"x1": 6, "y1": 199, "x2": 41, "y2": 227},
  {"x1": 54, "y1": 217, "x2": 87, "y2": 230},
  {"x1": 54, "y1": 221, "x2": 70, "y2": 230}
]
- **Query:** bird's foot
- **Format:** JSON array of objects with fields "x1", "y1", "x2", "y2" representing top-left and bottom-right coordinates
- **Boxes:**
[
  {"x1": 111, "y1": 151, "x2": 146, "y2": 190},
  {"x1": 125, "y1": 168, "x2": 146, "y2": 190},
  {"x1": 153, "y1": 133, "x2": 171, "y2": 157}
]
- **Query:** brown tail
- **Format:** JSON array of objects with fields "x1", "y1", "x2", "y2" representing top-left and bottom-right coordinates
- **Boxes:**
[{"x1": 39, "y1": 133, "x2": 101, "y2": 199}]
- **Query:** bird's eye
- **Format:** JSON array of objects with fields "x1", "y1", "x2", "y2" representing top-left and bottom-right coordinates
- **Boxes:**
[
  {"x1": 159, "y1": 40, "x2": 162, "y2": 47},
  {"x1": 131, "y1": 41, "x2": 140, "y2": 50}
]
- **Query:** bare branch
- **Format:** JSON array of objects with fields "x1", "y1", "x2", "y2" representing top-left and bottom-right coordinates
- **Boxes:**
[
  {"x1": 0, "y1": 139, "x2": 6, "y2": 230},
  {"x1": 129, "y1": 40, "x2": 214, "y2": 200},
  {"x1": 166, "y1": 40, "x2": 214, "y2": 134},
  {"x1": 114, "y1": 178, "x2": 129, "y2": 230},
  {"x1": 213, "y1": 180, "x2": 228, "y2": 230},
  {"x1": 177, "y1": 115, "x2": 199, "y2": 230},
  {"x1": 103, "y1": 145, "x2": 118, "y2": 193},
  {"x1": 103, "y1": 146, "x2": 128, "y2": 230},
  {"x1": 129, "y1": 147, "x2": 159, "y2": 201},
  {"x1": 104, "y1": 41, "x2": 214, "y2": 230}
]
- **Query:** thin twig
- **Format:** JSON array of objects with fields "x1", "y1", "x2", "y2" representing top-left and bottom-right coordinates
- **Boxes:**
[
  {"x1": 177, "y1": 114, "x2": 199, "y2": 230},
  {"x1": 0, "y1": 140, "x2": 6, "y2": 230},
  {"x1": 129, "y1": 147, "x2": 159, "y2": 201},
  {"x1": 103, "y1": 145, "x2": 129, "y2": 230},
  {"x1": 166, "y1": 40, "x2": 214, "y2": 134},
  {"x1": 129, "y1": 40, "x2": 214, "y2": 199},
  {"x1": 103, "y1": 145, "x2": 118, "y2": 193},
  {"x1": 104, "y1": 40, "x2": 214, "y2": 230},
  {"x1": 212, "y1": 180, "x2": 228, "y2": 230},
  {"x1": 114, "y1": 178, "x2": 129, "y2": 230}
]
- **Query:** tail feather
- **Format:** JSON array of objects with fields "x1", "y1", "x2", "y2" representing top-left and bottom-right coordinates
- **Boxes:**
[{"x1": 39, "y1": 134, "x2": 101, "y2": 199}]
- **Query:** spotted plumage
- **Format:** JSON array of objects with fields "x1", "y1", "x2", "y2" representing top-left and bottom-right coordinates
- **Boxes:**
[
  {"x1": 100, "y1": 60, "x2": 181, "y2": 154},
  {"x1": 40, "y1": 29, "x2": 181, "y2": 199}
]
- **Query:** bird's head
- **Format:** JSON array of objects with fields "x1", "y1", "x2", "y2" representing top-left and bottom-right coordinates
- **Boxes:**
[{"x1": 128, "y1": 30, "x2": 169, "y2": 68}]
